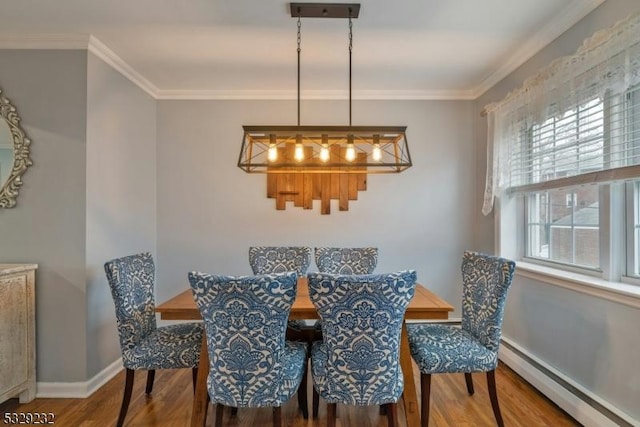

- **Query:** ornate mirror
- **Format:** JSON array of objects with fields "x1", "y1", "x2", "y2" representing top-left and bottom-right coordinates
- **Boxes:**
[{"x1": 0, "y1": 88, "x2": 32, "y2": 208}]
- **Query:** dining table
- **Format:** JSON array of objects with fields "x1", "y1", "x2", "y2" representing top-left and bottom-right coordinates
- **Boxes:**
[{"x1": 156, "y1": 277, "x2": 454, "y2": 427}]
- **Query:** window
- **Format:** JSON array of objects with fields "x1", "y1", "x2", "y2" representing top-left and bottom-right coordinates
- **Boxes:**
[
  {"x1": 519, "y1": 85, "x2": 640, "y2": 277},
  {"x1": 484, "y1": 12, "x2": 640, "y2": 287},
  {"x1": 630, "y1": 180, "x2": 640, "y2": 278},
  {"x1": 522, "y1": 97, "x2": 605, "y2": 269}
]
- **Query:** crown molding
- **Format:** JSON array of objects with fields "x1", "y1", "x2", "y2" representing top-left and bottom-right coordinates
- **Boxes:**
[
  {"x1": 155, "y1": 88, "x2": 477, "y2": 100},
  {"x1": 87, "y1": 36, "x2": 159, "y2": 98},
  {"x1": 0, "y1": 33, "x2": 90, "y2": 49},
  {"x1": 472, "y1": 0, "x2": 606, "y2": 98},
  {"x1": 0, "y1": 34, "x2": 159, "y2": 98}
]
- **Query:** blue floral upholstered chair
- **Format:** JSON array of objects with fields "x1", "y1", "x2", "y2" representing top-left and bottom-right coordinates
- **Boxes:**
[
  {"x1": 249, "y1": 246, "x2": 313, "y2": 339},
  {"x1": 104, "y1": 252, "x2": 203, "y2": 427},
  {"x1": 308, "y1": 270, "x2": 416, "y2": 427},
  {"x1": 407, "y1": 251, "x2": 516, "y2": 427},
  {"x1": 312, "y1": 247, "x2": 379, "y2": 336},
  {"x1": 188, "y1": 271, "x2": 309, "y2": 426},
  {"x1": 314, "y1": 247, "x2": 378, "y2": 275}
]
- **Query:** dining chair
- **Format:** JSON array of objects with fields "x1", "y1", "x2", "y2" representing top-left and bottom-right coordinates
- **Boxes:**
[
  {"x1": 312, "y1": 247, "x2": 380, "y2": 339},
  {"x1": 248, "y1": 246, "x2": 313, "y2": 340},
  {"x1": 104, "y1": 252, "x2": 203, "y2": 427},
  {"x1": 308, "y1": 270, "x2": 416, "y2": 427},
  {"x1": 314, "y1": 247, "x2": 378, "y2": 275},
  {"x1": 407, "y1": 251, "x2": 516, "y2": 427},
  {"x1": 188, "y1": 271, "x2": 309, "y2": 426}
]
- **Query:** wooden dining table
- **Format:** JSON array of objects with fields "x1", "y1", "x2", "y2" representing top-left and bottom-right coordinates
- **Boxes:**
[{"x1": 156, "y1": 277, "x2": 454, "y2": 427}]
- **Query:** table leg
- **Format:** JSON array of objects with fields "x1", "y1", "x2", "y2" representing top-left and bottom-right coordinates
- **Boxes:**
[
  {"x1": 191, "y1": 335, "x2": 210, "y2": 427},
  {"x1": 400, "y1": 322, "x2": 420, "y2": 427}
]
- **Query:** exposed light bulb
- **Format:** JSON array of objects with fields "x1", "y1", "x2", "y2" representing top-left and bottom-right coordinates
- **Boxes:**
[
  {"x1": 320, "y1": 145, "x2": 329, "y2": 162},
  {"x1": 267, "y1": 134, "x2": 278, "y2": 162},
  {"x1": 294, "y1": 135, "x2": 304, "y2": 161},
  {"x1": 372, "y1": 144, "x2": 381, "y2": 161},
  {"x1": 268, "y1": 145, "x2": 278, "y2": 162},
  {"x1": 372, "y1": 135, "x2": 382, "y2": 161},
  {"x1": 320, "y1": 134, "x2": 329, "y2": 162},
  {"x1": 345, "y1": 144, "x2": 356, "y2": 162}
]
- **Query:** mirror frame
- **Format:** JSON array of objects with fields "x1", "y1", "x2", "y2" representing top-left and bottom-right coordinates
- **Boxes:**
[{"x1": 0, "y1": 88, "x2": 32, "y2": 208}]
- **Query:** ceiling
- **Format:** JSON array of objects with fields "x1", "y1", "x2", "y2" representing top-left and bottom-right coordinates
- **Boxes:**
[{"x1": 0, "y1": 0, "x2": 605, "y2": 99}]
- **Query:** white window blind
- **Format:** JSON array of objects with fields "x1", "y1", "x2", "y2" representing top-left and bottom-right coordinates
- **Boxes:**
[
  {"x1": 482, "y1": 12, "x2": 640, "y2": 214},
  {"x1": 510, "y1": 84, "x2": 640, "y2": 193}
]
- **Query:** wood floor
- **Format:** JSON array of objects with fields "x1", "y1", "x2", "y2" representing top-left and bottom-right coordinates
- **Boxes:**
[{"x1": 1, "y1": 361, "x2": 578, "y2": 427}]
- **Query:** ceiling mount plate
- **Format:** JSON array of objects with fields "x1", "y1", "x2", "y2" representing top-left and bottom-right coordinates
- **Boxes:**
[{"x1": 289, "y1": 3, "x2": 360, "y2": 19}]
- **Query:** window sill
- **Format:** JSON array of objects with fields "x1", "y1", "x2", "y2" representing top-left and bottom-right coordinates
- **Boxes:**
[{"x1": 516, "y1": 261, "x2": 640, "y2": 309}]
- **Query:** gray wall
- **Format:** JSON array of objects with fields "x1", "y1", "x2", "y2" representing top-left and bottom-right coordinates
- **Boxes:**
[
  {"x1": 0, "y1": 49, "x2": 157, "y2": 383},
  {"x1": 85, "y1": 52, "x2": 157, "y2": 377},
  {"x1": 474, "y1": 0, "x2": 640, "y2": 420},
  {"x1": 0, "y1": 50, "x2": 88, "y2": 382},
  {"x1": 156, "y1": 99, "x2": 475, "y2": 311}
]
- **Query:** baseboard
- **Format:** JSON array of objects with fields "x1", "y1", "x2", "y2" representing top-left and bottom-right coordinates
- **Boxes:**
[
  {"x1": 499, "y1": 338, "x2": 637, "y2": 427},
  {"x1": 36, "y1": 359, "x2": 123, "y2": 398}
]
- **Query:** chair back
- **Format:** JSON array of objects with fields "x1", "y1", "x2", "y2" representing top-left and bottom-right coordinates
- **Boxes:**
[
  {"x1": 104, "y1": 252, "x2": 157, "y2": 353},
  {"x1": 308, "y1": 270, "x2": 416, "y2": 405},
  {"x1": 314, "y1": 247, "x2": 378, "y2": 275},
  {"x1": 188, "y1": 271, "x2": 298, "y2": 407},
  {"x1": 461, "y1": 251, "x2": 516, "y2": 352},
  {"x1": 249, "y1": 246, "x2": 311, "y2": 275}
]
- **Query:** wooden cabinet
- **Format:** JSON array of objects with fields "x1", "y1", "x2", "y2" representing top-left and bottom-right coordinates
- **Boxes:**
[{"x1": 0, "y1": 264, "x2": 37, "y2": 404}]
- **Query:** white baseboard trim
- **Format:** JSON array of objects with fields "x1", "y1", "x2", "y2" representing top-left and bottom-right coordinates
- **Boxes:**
[
  {"x1": 499, "y1": 338, "x2": 637, "y2": 427},
  {"x1": 36, "y1": 359, "x2": 123, "y2": 398}
]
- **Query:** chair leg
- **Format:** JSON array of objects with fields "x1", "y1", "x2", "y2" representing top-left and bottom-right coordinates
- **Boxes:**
[
  {"x1": 273, "y1": 406, "x2": 282, "y2": 427},
  {"x1": 327, "y1": 403, "x2": 337, "y2": 427},
  {"x1": 215, "y1": 404, "x2": 224, "y2": 427},
  {"x1": 297, "y1": 362, "x2": 309, "y2": 419},
  {"x1": 231, "y1": 407, "x2": 238, "y2": 416},
  {"x1": 116, "y1": 369, "x2": 135, "y2": 427},
  {"x1": 312, "y1": 386, "x2": 320, "y2": 418},
  {"x1": 386, "y1": 403, "x2": 398, "y2": 427},
  {"x1": 487, "y1": 370, "x2": 504, "y2": 427},
  {"x1": 192, "y1": 367, "x2": 198, "y2": 394},
  {"x1": 379, "y1": 405, "x2": 387, "y2": 415},
  {"x1": 465, "y1": 372, "x2": 474, "y2": 395},
  {"x1": 421, "y1": 373, "x2": 431, "y2": 427},
  {"x1": 145, "y1": 369, "x2": 155, "y2": 394}
]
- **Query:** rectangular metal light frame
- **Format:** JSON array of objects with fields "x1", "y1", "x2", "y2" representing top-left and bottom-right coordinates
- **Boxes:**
[{"x1": 238, "y1": 125, "x2": 412, "y2": 174}]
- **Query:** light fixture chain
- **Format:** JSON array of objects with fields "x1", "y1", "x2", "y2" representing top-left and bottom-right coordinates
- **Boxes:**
[
  {"x1": 348, "y1": 14, "x2": 353, "y2": 127},
  {"x1": 297, "y1": 14, "x2": 301, "y2": 126}
]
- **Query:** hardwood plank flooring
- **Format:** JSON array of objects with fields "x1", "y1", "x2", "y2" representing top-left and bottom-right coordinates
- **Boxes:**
[{"x1": 0, "y1": 361, "x2": 578, "y2": 426}]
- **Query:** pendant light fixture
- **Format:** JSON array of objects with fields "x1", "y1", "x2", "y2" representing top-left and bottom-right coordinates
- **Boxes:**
[
  {"x1": 238, "y1": 3, "x2": 411, "y2": 214},
  {"x1": 237, "y1": 3, "x2": 412, "y2": 213}
]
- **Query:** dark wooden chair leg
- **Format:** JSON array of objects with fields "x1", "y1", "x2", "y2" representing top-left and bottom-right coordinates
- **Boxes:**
[
  {"x1": 215, "y1": 404, "x2": 224, "y2": 427},
  {"x1": 117, "y1": 369, "x2": 135, "y2": 427},
  {"x1": 145, "y1": 369, "x2": 155, "y2": 394},
  {"x1": 272, "y1": 406, "x2": 282, "y2": 427},
  {"x1": 421, "y1": 373, "x2": 431, "y2": 427},
  {"x1": 379, "y1": 405, "x2": 387, "y2": 415},
  {"x1": 297, "y1": 361, "x2": 309, "y2": 419},
  {"x1": 191, "y1": 367, "x2": 198, "y2": 394},
  {"x1": 327, "y1": 403, "x2": 337, "y2": 427},
  {"x1": 312, "y1": 386, "x2": 320, "y2": 418},
  {"x1": 230, "y1": 407, "x2": 238, "y2": 416},
  {"x1": 487, "y1": 370, "x2": 504, "y2": 427},
  {"x1": 465, "y1": 372, "x2": 475, "y2": 395},
  {"x1": 386, "y1": 403, "x2": 398, "y2": 427}
]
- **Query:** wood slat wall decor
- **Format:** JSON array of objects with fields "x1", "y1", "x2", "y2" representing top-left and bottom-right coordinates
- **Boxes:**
[{"x1": 268, "y1": 144, "x2": 368, "y2": 214}]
